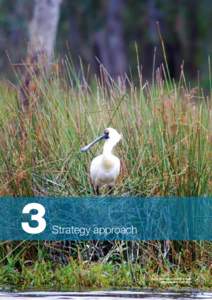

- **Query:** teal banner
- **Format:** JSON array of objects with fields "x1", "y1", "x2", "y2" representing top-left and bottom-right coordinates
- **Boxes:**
[{"x1": 0, "y1": 197, "x2": 211, "y2": 240}]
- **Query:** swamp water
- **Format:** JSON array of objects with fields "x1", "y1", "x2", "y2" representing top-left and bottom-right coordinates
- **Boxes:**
[{"x1": 0, "y1": 291, "x2": 211, "y2": 300}]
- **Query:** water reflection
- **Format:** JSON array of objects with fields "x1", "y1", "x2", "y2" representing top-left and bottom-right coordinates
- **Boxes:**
[{"x1": 0, "y1": 291, "x2": 211, "y2": 300}]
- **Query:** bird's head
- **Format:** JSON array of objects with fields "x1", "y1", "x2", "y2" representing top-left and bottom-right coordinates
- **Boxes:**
[{"x1": 80, "y1": 127, "x2": 122, "y2": 152}]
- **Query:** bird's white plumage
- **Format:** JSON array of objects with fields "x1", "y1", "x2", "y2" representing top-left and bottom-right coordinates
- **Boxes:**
[
  {"x1": 90, "y1": 154, "x2": 121, "y2": 188},
  {"x1": 90, "y1": 128, "x2": 122, "y2": 189}
]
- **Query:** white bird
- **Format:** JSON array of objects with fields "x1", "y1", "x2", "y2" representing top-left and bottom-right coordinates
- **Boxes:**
[{"x1": 81, "y1": 128, "x2": 122, "y2": 194}]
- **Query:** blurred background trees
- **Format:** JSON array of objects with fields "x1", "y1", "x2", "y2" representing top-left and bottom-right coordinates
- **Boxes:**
[{"x1": 0, "y1": 0, "x2": 211, "y2": 84}]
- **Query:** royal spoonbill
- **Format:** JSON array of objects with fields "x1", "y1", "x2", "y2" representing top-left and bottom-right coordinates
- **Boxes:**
[{"x1": 81, "y1": 128, "x2": 122, "y2": 194}]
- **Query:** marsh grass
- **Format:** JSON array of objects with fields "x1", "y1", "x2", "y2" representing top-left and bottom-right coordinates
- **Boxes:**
[
  {"x1": 0, "y1": 59, "x2": 211, "y2": 289},
  {"x1": 0, "y1": 258, "x2": 211, "y2": 290},
  {"x1": 0, "y1": 60, "x2": 211, "y2": 197}
]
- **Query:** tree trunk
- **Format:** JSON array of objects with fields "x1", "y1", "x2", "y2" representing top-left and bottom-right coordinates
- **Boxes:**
[
  {"x1": 106, "y1": 0, "x2": 127, "y2": 80},
  {"x1": 94, "y1": 0, "x2": 127, "y2": 82},
  {"x1": 28, "y1": 0, "x2": 62, "y2": 65},
  {"x1": 20, "y1": 0, "x2": 62, "y2": 110}
]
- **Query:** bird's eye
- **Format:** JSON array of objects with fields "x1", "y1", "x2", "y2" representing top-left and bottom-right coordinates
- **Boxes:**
[{"x1": 104, "y1": 129, "x2": 109, "y2": 139}]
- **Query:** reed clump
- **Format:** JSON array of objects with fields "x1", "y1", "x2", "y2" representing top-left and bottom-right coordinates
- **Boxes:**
[{"x1": 0, "y1": 60, "x2": 211, "y2": 290}]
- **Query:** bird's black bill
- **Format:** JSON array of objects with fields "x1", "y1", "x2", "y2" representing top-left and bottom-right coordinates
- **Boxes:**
[{"x1": 80, "y1": 134, "x2": 105, "y2": 152}]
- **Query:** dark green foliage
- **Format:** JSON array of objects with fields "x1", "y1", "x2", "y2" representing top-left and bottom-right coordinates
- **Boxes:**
[{"x1": 0, "y1": 0, "x2": 211, "y2": 83}]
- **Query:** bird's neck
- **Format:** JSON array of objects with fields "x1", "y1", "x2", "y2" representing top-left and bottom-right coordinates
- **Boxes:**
[
  {"x1": 102, "y1": 142, "x2": 115, "y2": 170},
  {"x1": 103, "y1": 141, "x2": 115, "y2": 157}
]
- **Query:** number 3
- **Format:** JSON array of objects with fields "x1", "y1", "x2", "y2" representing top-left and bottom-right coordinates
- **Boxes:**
[{"x1": 22, "y1": 203, "x2": 46, "y2": 234}]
